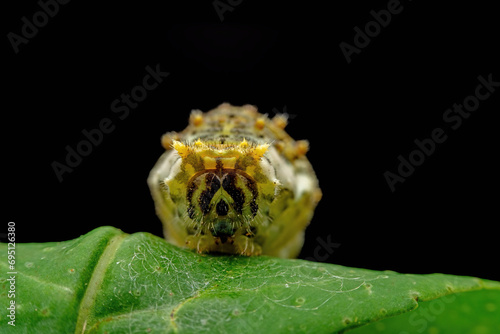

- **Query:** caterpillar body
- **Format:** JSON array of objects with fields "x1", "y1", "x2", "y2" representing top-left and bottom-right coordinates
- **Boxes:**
[{"x1": 148, "y1": 103, "x2": 321, "y2": 258}]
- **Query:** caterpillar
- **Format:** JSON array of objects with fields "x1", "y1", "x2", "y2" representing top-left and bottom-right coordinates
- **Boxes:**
[{"x1": 148, "y1": 103, "x2": 321, "y2": 258}]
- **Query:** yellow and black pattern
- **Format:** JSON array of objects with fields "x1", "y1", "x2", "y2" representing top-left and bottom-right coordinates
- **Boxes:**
[{"x1": 148, "y1": 103, "x2": 321, "y2": 258}]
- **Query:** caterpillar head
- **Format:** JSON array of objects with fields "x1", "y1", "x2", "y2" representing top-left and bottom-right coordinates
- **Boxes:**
[
  {"x1": 185, "y1": 169, "x2": 258, "y2": 241},
  {"x1": 162, "y1": 139, "x2": 278, "y2": 242}
]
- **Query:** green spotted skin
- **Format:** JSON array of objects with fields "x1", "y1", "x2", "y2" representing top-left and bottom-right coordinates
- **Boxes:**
[{"x1": 148, "y1": 103, "x2": 321, "y2": 258}]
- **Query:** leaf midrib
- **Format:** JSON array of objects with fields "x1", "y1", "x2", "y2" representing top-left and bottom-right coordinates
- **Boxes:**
[{"x1": 74, "y1": 233, "x2": 127, "y2": 334}]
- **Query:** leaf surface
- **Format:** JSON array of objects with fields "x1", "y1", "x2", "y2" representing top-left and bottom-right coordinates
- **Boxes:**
[{"x1": 1, "y1": 227, "x2": 499, "y2": 333}]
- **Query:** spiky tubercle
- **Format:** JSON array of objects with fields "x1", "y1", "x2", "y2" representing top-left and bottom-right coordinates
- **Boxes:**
[{"x1": 171, "y1": 139, "x2": 270, "y2": 171}]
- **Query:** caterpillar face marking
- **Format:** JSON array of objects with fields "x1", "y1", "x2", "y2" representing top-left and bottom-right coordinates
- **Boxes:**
[
  {"x1": 148, "y1": 103, "x2": 321, "y2": 258},
  {"x1": 186, "y1": 169, "x2": 259, "y2": 239}
]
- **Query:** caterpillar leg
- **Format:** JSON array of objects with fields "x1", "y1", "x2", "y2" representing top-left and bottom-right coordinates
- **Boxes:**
[
  {"x1": 233, "y1": 235, "x2": 262, "y2": 256},
  {"x1": 185, "y1": 235, "x2": 217, "y2": 254}
]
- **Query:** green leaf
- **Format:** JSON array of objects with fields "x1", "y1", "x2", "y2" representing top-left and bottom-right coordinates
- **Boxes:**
[{"x1": 1, "y1": 227, "x2": 499, "y2": 333}]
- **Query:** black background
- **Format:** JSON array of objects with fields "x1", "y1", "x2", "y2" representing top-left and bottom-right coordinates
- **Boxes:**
[{"x1": 4, "y1": 1, "x2": 499, "y2": 281}]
